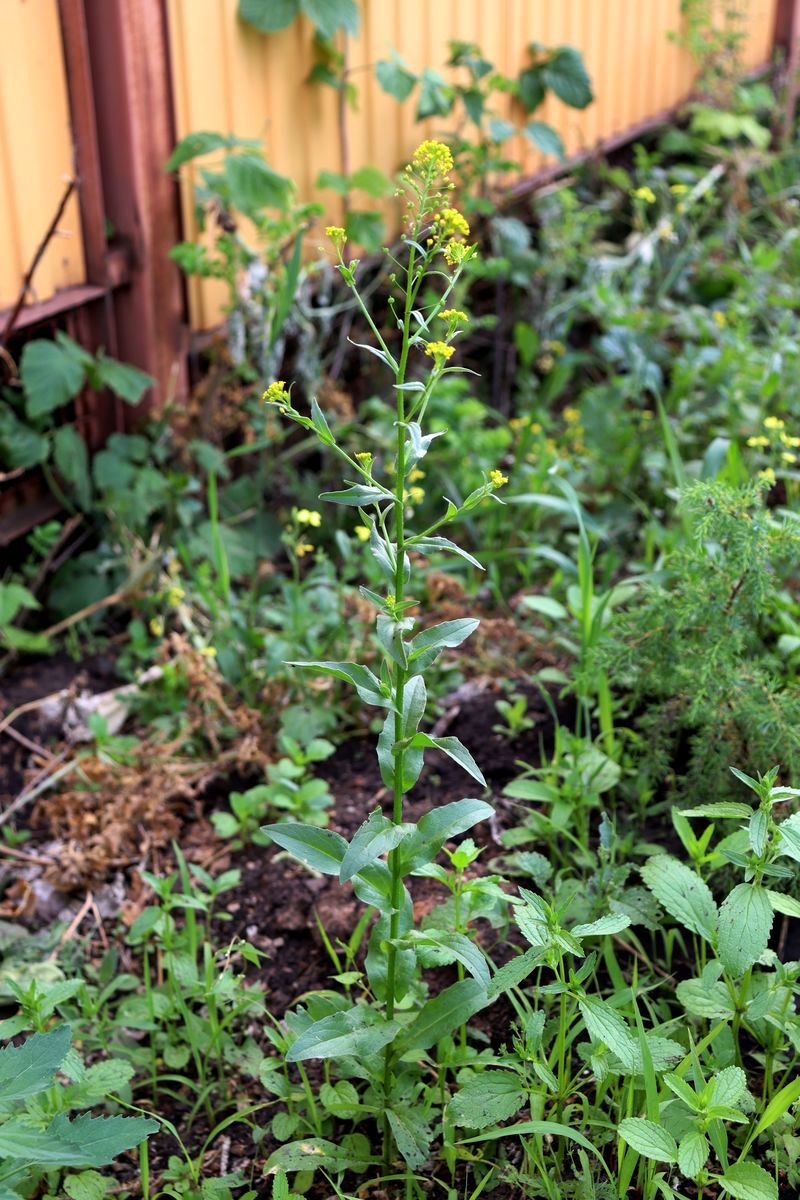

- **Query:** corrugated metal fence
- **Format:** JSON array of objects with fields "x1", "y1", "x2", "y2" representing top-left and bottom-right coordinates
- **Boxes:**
[{"x1": 165, "y1": 0, "x2": 778, "y2": 329}]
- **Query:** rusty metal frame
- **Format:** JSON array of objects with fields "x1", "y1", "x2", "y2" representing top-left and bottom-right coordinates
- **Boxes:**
[{"x1": 775, "y1": 0, "x2": 800, "y2": 134}]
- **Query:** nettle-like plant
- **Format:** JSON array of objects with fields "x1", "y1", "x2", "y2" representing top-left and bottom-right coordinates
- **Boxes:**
[{"x1": 260, "y1": 141, "x2": 510, "y2": 1180}]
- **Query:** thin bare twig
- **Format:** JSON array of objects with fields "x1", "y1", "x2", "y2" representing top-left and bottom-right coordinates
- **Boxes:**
[{"x1": 1, "y1": 178, "x2": 77, "y2": 347}]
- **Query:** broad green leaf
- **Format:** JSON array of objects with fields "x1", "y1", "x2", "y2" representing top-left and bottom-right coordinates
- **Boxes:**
[
  {"x1": 349, "y1": 165, "x2": 393, "y2": 197},
  {"x1": 449, "y1": 1072, "x2": 527, "y2": 1128},
  {"x1": 317, "y1": 169, "x2": 350, "y2": 195},
  {"x1": 717, "y1": 884, "x2": 772, "y2": 976},
  {"x1": 345, "y1": 211, "x2": 384, "y2": 253},
  {"x1": 63, "y1": 1170, "x2": 108, "y2": 1200},
  {"x1": 579, "y1": 997, "x2": 636, "y2": 1068},
  {"x1": 320, "y1": 485, "x2": 388, "y2": 507},
  {"x1": 286, "y1": 660, "x2": 390, "y2": 708},
  {"x1": 339, "y1": 811, "x2": 407, "y2": 883},
  {"x1": 386, "y1": 1108, "x2": 431, "y2": 1170},
  {"x1": 401, "y1": 978, "x2": 488, "y2": 1052},
  {"x1": 90, "y1": 353, "x2": 154, "y2": 406},
  {"x1": 400, "y1": 930, "x2": 489, "y2": 986},
  {"x1": 524, "y1": 120, "x2": 565, "y2": 159},
  {"x1": 0, "y1": 1024, "x2": 70, "y2": 1103},
  {"x1": 640, "y1": 855, "x2": 718, "y2": 941},
  {"x1": 776, "y1": 812, "x2": 800, "y2": 864},
  {"x1": 0, "y1": 405, "x2": 49, "y2": 468},
  {"x1": 410, "y1": 733, "x2": 486, "y2": 786},
  {"x1": 0, "y1": 582, "x2": 39, "y2": 627},
  {"x1": 53, "y1": 425, "x2": 91, "y2": 509},
  {"x1": 262, "y1": 823, "x2": 347, "y2": 874},
  {"x1": 0, "y1": 1112, "x2": 157, "y2": 1167},
  {"x1": 408, "y1": 618, "x2": 480, "y2": 671},
  {"x1": 375, "y1": 54, "x2": 417, "y2": 101},
  {"x1": 707, "y1": 1065, "x2": 747, "y2": 1109},
  {"x1": 416, "y1": 68, "x2": 453, "y2": 119},
  {"x1": 21, "y1": 340, "x2": 85, "y2": 419},
  {"x1": 519, "y1": 595, "x2": 568, "y2": 620},
  {"x1": 265, "y1": 1135, "x2": 373, "y2": 1175},
  {"x1": 618, "y1": 1118, "x2": 678, "y2": 1164},
  {"x1": 718, "y1": 1162, "x2": 778, "y2": 1200},
  {"x1": 301, "y1": 0, "x2": 359, "y2": 39},
  {"x1": 225, "y1": 153, "x2": 292, "y2": 215},
  {"x1": 287, "y1": 1007, "x2": 399, "y2": 1062},
  {"x1": 517, "y1": 65, "x2": 546, "y2": 112},
  {"x1": 541, "y1": 46, "x2": 593, "y2": 109},
  {"x1": 165, "y1": 130, "x2": 232, "y2": 170},
  {"x1": 678, "y1": 1130, "x2": 708, "y2": 1178},
  {"x1": 676, "y1": 976, "x2": 736, "y2": 1019}
]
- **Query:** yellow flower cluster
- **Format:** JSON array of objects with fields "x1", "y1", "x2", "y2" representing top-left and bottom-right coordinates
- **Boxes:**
[
  {"x1": 354, "y1": 525, "x2": 370, "y2": 542},
  {"x1": 263, "y1": 381, "x2": 289, "y2": 407},
  {"x1": 489, "y1": 469, "x2": 508, "y2": 487},
  {"x1": 295, "y1": 541, "x2": 314, "y2": 557},
  {"x1": 713, "y1": 310, "x2": 727, "y2": 329},
  {"x1": 406, "y1": 486, "x2": 425, "y2": 505},
  {"x1": 167, "y1": 584, "x2": 185, "y2": 608},
  {"x1": 443, "y1": 240, "x2": 473, "y2": 268},
  {"x1": 411, "y1": 139, "x2": 454, "y2": 177},
  {"x1": 439, "y1": 309, "x2": 468, "y2": 325},
  {"x1": 764, "y1": 416, "x2": 785, "y2": 430},
  {"x1": 325, "y1": 225, "x2": 346, "y2": 252},
  {"x1": 633, "y1": 186, "x2": 656, "y2": 204},
  {"x1": 296, "y1": 508, "x2": 321, "y2": 528},
  {"x1": 670, "y1": 183, "x2": 689, "y2": 195},
  {"x1": 437, "y1": 207, "x2": 470, "y2": 240},
  {"x1": 747, "y1": 416, "x2": 800, "y2": 472},
  {"x1": 425, "y1": 341, "x2": 455, "y2": 364}
]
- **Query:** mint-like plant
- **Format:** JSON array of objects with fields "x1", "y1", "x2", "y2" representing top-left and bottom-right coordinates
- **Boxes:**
[{"x1": 261, "y1": 141, "x2": 509, "y2": 1175}]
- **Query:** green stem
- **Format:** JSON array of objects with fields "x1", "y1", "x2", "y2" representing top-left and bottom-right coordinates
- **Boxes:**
[{"x1": 381, "y1": 240, "x2": 417, "y2": 1165}]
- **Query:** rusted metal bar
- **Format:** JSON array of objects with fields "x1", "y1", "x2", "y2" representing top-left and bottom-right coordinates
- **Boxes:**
[{"x1": 774, "y1": 0, "x2": 800, "y2": 136}]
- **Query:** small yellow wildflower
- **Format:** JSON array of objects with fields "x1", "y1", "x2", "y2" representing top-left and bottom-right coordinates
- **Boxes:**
[
  {"x1": 408, "y1": 486, "x2": 425, "y2": 505},
  {"x1": 354, "y1": 525, "x2": 371, "y2": 542},
  {"x1": 167, "y1": 585, "x2": 185, "y2": 608},
  {"x1": 425, "y1": 341, "x2": 455, "y2": 365},
  {"x1": 670, "y1": 183, "x2": 689, "y2": 195},
  {"x1": 759, "y1": 467, "x2": 776, "y2": 484},
  {"x1": 713, "y1": 310, "x2": 727, "y2": 329},
  {"x1": 439, "y1": 309, "x2": 469, "y2": 325},
  {"x1": 537, "y1": 353, "x2": 555, "y2": 373},
  {"x1": 489, "y1": 469, "x2": 508, "y2": 488},
  {"x1": 325, "y1": 225, "x2": 346, "y2": 251},
  {"x1": 510, "y1": 417, "x2": 524, "y2": 430},
  {"x1": 355, "y1": 451, "x2": 374, "y2": 468},
  {"x1": 437, "y1": 207, "x2": 470, "y2": 240},
  {"x1": 747, "y1": 436, "x2": 770, "y2": 447},
  {"x1": 408, "y1": 468, "x2": 425, "y2": 482},
  {"x1": 764, "y1": 416, "x2": 786, "y2": 430},
  {"x1": 531, "y1": 422, "x2": 542, "y2": 434},
  {"x1": 544, "y1": 339, "x2": 566, "y2": 356},
  {"x1": 263, "y1": 381, "x2": 290, "y2": 407},
  {"x1": 411, "y1": 139, "x2": 454, "y2": 177},
  {"x1": 295, "y1": 541, "x2": 314, "y2": 557},
  {"x1": 658, "y1": 220, "x2": 674, "y2": 241},
  {"x1": 200, "y1": 646, "x2": 217, "y2": 658},
  {"x1": 149, "y1": 616, "x2": 164, "y2": 638},
  {"x1": 633, "y1": 186, "x2": 656, "y2": 204},
  {"x1": 781, "y1": 433, "x2": 800, "y2": 448},
  {"x1": 296, "y1": 508, "x2": 322, "y2": 528},
  {"x1": 782, "y1": 451, "x2": 797, "y2": 463},
  {"x1": 443, "y1": 240, "x2": 474, "y2": 268},
  {"x1": 563, "y1": 406, "x2": 580, "y2": 425}
]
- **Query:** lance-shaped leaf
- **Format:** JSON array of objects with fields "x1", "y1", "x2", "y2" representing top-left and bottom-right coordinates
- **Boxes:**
[
  {"x1": 401, "y1": 421, "x2": 444, "y2": 471},
  {"x1": 408, "y1": 618, "x2": 480, "y2": 671},
  {"x1": 320, "y1": 484, "x2": 390, "y2": 507},
  {"x1": 776, "y1": 812, "x2": 800, "y2": 864},
  {"x1": 618, "y1": 1118, "x2": 678, "y2": 1164},
  {"x1": 309, "y1": 396, "x2": 334, "y2": 445},
  {"x1": 265, "y1": 1134, "x2": 374, "y2": 1175},
  {"x1": 718, "y1": 1162, "x2": 778, "y2": 1200},
  {"x1": 340, "y1": 811, "x2": 409, "y2": 883},
  {"x1": 287, "y1": 1005, "x2": 400, "y2": 1062},
  {"x1": 347, "y1": 338, "x2": 398, "y2": 372},
  {"x1": 486, "y1": 947, "x2": 544, "y2": 1001},
  {"x1": 409, "y1": 733, "x2": 486, "y2": 787},
  {"x1": 412, "y1": 536, "x2": 484, "y2": 571},
  {"x1": 400, "y1": 978, "x2": 488, "y2": 1052},
  {"x1": 397, "y1": 797, "x2": 494, "y2": 873},
  {"x1": 263, "y1": 824, "x2": 347, "y2": 874},
  {"x1": 286, "y1": 660, "x2": 391, "y2": 709},
  {"x1": 397, "y1": 930, "x2": 490, "y2": 986},
  {"x1": 681, "y1": 802, "x2": 753, "y2": 819},
  {"x1": 571, "y1": 913, "x2": 631, "y2": 939}
]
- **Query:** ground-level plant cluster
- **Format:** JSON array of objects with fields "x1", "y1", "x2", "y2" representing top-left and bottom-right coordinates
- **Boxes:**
[{"x1": 1, "y1": 19, "x2": 800, "y2": 1200}]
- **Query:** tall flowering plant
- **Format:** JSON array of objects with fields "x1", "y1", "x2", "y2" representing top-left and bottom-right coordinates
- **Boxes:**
[{"x1": 262, "y1": 142, "x2": 508, "y2": 1180}]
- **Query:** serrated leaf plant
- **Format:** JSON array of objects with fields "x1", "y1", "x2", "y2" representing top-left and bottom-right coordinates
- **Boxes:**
[{"x1": 260, "y1": 141, "x2": 511, "y2": 1180}]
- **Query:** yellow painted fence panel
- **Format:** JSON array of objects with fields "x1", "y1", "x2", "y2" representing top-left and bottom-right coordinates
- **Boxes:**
[
  {"x1": 166, "y1": 0, "x2": 779, "y2": 331},
  {"x1": 0, "y1": 0, "x2": 86, "y2": 311}
]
